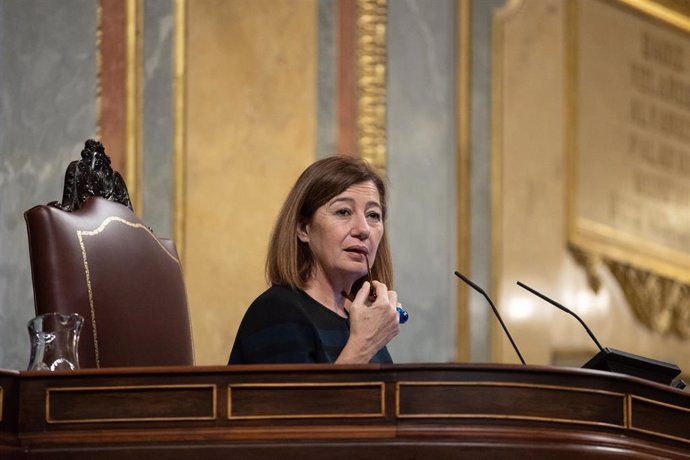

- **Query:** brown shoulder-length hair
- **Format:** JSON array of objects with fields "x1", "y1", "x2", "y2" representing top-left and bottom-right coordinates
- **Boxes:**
[{"x1": 266, "y1": 156, "x2": 393, "y2": 290}]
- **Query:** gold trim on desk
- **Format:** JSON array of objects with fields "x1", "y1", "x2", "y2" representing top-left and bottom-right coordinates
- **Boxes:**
[
  {"x1": 228, "y1": 381, "x2": 386, "y2": 421},
  {"x1": 46, "y1": 384, "x2": 217, "y2": 424},
  {"x1": 628, "y1": 394, "x2": 690, "y2": 444},
  {"x1": 396, "y1": 381, "x2": 627, "y2": 429}
]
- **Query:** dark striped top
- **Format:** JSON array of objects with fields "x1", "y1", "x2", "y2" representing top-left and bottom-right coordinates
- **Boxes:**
[{"x1": 228, "y1": 284, "x2": 393, "y2": 364}]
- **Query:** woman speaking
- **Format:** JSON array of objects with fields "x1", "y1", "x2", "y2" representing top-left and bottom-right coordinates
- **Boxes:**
[{"x1": 229, "y1": 156, "x2": 403, "y2": 364}]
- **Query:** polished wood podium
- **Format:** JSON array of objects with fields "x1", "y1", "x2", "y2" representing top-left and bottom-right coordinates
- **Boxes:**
[{"x1": 1, "y1": 363, "x2": 689, "y2": 458}]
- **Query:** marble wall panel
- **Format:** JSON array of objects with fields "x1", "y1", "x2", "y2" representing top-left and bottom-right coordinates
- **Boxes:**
[
  {"x1": 387, "y1": 0, "x2": 457, "y2": 363},
  {"x1": 493, "y1": 0, "x2": 566, "y2": 365},
  {"x1": 469, "y1": 0, "x2": 506, "y2": 363},
  {"x1": 317, "y1": 0, "x2": 336, "y2": 159},
  {"x1": 142, "y1": 0, "x2": 174, "y2": 238},
  {"x1": 0, "y1": 0, "x2": 97, "y2": 369}
]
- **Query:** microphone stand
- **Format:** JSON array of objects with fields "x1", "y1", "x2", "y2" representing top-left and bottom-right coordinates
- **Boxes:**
[{"x1": 455, "y1": 271, "x2": 525, "y2": 365}]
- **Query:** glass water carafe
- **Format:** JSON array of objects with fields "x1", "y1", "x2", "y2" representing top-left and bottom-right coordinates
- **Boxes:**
[{"x1": 27, "y1": 312, "x2": 83, "y2": 371}]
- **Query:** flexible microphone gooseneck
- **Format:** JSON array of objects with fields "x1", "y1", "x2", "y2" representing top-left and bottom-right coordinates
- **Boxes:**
[
  {"x1": 516, "y1": 280, "x2": 683, "y2": 387},
  {"x1": 516, "y1": 281, "x2": 604, "y2": 352},
  {"x1": 454, "y1": 271, "x2": 526, "y2": 365}
]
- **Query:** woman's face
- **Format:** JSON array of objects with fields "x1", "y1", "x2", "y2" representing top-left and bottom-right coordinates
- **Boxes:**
[{"x1": 297, "y1": 181, "x2": 384, "y2": 289}]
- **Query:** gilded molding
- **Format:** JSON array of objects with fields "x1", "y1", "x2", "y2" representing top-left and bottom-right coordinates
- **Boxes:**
[
  {"x1": 356, "y1": 0, "x2": 387, "y2": 170},
  {"x1": 606, "y1": 260, "x2": 690, "y2": 338},
  {"x1": 96, "y1": 2, "x2": 102, "y2": 141},
  {"x1": 567, "y1": 244, "x2": 602, "y2": 293},
  {"x1": 456, "y1": 0, "x2": 472, "y2": 362},
  {"x1": 490, "y1": 0, "x2": 524, "y2": 362},
  {"x1": 618, "y1": 0, "x2": 690, "y2": 31},
  {"x1": 173, "y1": 0, "x2": 186, "y2": 263},
  {"x1": 568, "y1": 244, "x2": 690, "y2": 339},
  {"x1": 125, "y1": 0, "x2": 143, "y2": 215}
]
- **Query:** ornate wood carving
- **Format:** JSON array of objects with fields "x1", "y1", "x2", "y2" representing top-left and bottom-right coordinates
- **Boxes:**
[
  {"x1": 357, "y1": 0, "x2": 387, "y2": 170},
  {"x1": 49, "y1": 139, "x2": 133, "y2": 212}
]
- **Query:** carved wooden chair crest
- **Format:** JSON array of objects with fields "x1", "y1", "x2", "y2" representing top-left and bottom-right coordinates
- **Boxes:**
[{"x1": 49, "y1": 139, "x2": 132, "y2": 212}]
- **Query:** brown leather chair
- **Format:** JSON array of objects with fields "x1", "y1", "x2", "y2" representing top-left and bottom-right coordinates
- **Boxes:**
[{"x1": 24, "y1": 140, "x2": 194, "y2": 368}]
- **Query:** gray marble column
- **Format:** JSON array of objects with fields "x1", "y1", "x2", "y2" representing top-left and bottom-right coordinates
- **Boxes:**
[
  {"x1": 142, "y1": 0, "x2": 175, "y2": 238},
  {"x1": 387, "y1": 0, "x2": 457, "y2": 363},
  {"x1": 317, "y1": 0, "x2": 336, "y2": 159},
  {"x1": 0, "y1": 0, "x2": 97, "y2": 369},
  {"x1": 469, "y1": 0, "x2": 506, "y2": 363}
]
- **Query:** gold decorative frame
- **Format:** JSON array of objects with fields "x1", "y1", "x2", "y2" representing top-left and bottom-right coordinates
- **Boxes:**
[
  {"x1": 173, "y1": 0, "x2": 186, "y2": 262},
  {"x1": 125, "y1": 0, "x2": 143, "y2": 215},
  {"x1": 456, "y1": 0, "x2": 472, "y2": 362},
  {"x1": 227, "y1": 382, "x2": 386, "y2": 420},
  {"x1": 395, "y1": 381, "x2": 627, "y2": 429},
  {"x1": 628, "y1": 394, "x2": 690, "y2": 444},
  {"x1": 46, "y1": 384, "x2": 217, "y2": 424},
  {"x1": 357, "y1": 0, "x2": 387, "y2": 170},
  {"x1": 566, "y1": 0, "x2": 690, "y2": 338},
  {"x1": 491, "y1": 0, "x2": 524, "y2": 362}
]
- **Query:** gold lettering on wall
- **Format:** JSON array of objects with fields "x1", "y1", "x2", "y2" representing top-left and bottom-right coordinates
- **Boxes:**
[
  {"x1": 578, "y1": 24, "x2": 690, "y2": 260},
  {"x1": 567, "y1": 0, "x2": 690, "y2": 337}
]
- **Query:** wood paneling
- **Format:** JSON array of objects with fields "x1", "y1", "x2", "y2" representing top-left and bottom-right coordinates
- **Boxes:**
[{"x1": 2, "y1": 364, "x2": 690, "y2": 458}]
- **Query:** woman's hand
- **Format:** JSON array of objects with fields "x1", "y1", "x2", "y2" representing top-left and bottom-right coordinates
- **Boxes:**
[{"x1": 335, "y1": 281, "x2": 400, "y2": 364}]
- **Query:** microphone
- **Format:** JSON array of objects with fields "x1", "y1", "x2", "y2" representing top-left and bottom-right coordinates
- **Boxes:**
[
  {"x1": 516, "y1": 281, "x2": 604, "y2": 352},
  {"x1": 516, "y1": 281, "x2": 683, "y2": 387},
  {"x1": 454, "y1": 271, "x2": 525, "y2": 365}
]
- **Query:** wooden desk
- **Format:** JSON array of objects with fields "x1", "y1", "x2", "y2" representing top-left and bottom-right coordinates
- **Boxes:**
[{"x1": 1, "y1": 364, "x2": 689, "y2": 459}]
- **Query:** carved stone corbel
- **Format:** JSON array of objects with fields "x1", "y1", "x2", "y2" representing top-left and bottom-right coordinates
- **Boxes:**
[
  {"x1": 567, "y1": 243, "x2": 602, "y2": 293},
  {"x1": 605, "y1": 260, "x2": 690, "y2": 338},
  {"x1": 569, "y1": 243, "x2": 690, "y2": 339}
]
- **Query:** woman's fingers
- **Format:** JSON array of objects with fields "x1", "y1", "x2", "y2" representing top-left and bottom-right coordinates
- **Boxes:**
[
  {"x1": 371, "y1": 281, "x2": 398, "y2": 313},
  {"x1": 354, "y1": 281, "x2": 372, "y2": 305},
  {"x1": 371, "y1": 280, "x2": 387, "y2": 302},
  {"x1": 388, "y1": 289, "x2": 398, "y2": 312}
]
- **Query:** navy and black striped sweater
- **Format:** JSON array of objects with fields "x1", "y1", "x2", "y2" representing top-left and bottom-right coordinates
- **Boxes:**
[{"x1": 228, "y1": 284, "x2": 393, "y2": 364}]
